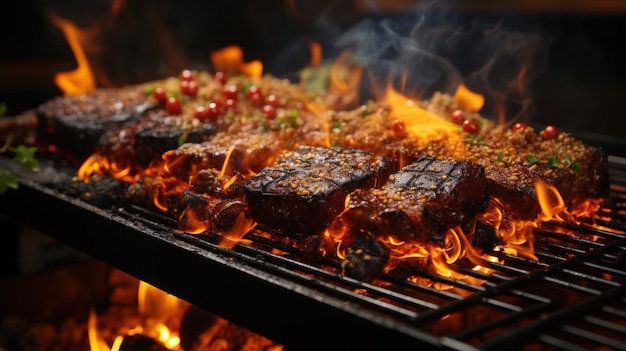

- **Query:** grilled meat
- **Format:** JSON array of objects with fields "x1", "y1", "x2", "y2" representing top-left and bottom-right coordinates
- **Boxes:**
[
  {"x1": 336, "y1": 156, "x2": 489, "y2": 244},
  {"x1": 36, "y1": 85, "x2": 156, "y2": 160},
  {"x1": 243, "y1": 146, "x2": 399, "y2": 236},
  {"x1": 325, "y1": 100, "x2": 609, "y2": 219},
  {"x1": 98, "y1": 109, "x2": 217, "y2": 169}
]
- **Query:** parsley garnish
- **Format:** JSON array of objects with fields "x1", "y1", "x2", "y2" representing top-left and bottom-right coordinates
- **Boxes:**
[
  {"x1": 565, "y1": 154, "x2": 582, "y2": 172},
  {"x1": 546, "y1": 155, "x2": 559, "y2": 168},
  {"x1": 497, "y1": 151, "x2": 504, "y2": 163},
  {"x1": 527, "y1": 154, "x2": 539, "y2": 164},
  {"x1": 0, "y1": 132, "x2": 40, "y2": 195}
]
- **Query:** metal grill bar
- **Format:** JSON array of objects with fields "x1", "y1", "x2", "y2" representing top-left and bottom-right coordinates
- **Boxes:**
[{"x1": 1, "y1": 155, "x2": 625, "y2": 350}]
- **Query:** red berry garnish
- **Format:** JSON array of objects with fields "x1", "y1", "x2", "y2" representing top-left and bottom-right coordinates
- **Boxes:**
[
  {"x1": 153, "y1": 87, "x2": 167, "y2": 104},
  {"x1": 194, "y1": 105, "x2": 210, "y2": 120},
  {"x1": 512, "y1": 122, "x2": 528, "y2": 132},
  {"x1": 450, "y1": 109, "x2": 466, "y2": 125},
  {"x1": 392, "y1": 119, "x2": 406, "y2": 136},
  {"x1": 262, "y1": 104, "x2": 276, "y2": 120},
  {"x1": 214, "y1": 71, "x2": 227, "y2": 85},
  {"x1": 542, "y1": 125, "x2": 559, "y2": 140},
  {"x1": 180, "y1": 80, "x2": 198, "y2": 97},
  {"x1": 248, "y1": 86, "x2": 263, "y2": 106},
  {"x1": 166, "y1": 97, "x2": 182, "y2": 115},
  {"x1": 265, "y1": 94, "x2": 281, "y2": 107},
  {"x1": 206, "y1": 102, "x2": 222, "y2": 120},
  {"x1": 180, "y1": 69, "x2": 194, "y2": 81},
  {"x1": 224, "y1": 98, "x2": 237, "y2": 110},
  {"x1": 223, "y1": 84, "x2": 238, "y2": 99},
  {"x1": 462, "y1": 119, "x2": 479, "y2": 134}
]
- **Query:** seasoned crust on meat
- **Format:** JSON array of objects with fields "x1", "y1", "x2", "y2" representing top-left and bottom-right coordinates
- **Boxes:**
[{"x1": 244, "y1": 146, "x2": 399, "y2": 236}]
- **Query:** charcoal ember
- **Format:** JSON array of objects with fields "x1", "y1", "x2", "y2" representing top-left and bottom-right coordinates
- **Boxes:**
[
  {"x1": 341, "y1": 233, "x2": 390, "y2": 282},
  {"x1": 208, "y1": 198, "x2": 249, "y2": 235},
  {"x1": 471, "y1": 220, "x2": 502, "y2": 254},
  {"x1": 244, "y1": 146, "x2": 399, "y2": 236},
  {"x1": 189, "y1": 168, "x2": 245, "y2": 199},
  {"x1": 118, "y1": 334, "x2": 170, "y2": 351},
  {"x1": 338, "y1": 156, "x2": 489, "y2": 244},
  {"x1": 36, "y1": 85, "x2": 156, "y2": 159},
  {"x1": 56, "y1": 175, "x2": 126, "y2": 208}
]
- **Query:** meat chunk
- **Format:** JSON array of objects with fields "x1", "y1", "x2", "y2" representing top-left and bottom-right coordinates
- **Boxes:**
[
  {"x1": 36, "y1": 85, "x2": 156, "y2": 159},
  {"x1": 98, "y1": 109, "x2": 217, "y2": 169},
  {"x1": 243, "y1": 146, "x2": 399, "y2": 236},
  {"x1": 337, "y1": 156, "x2": 489, "y2": 244}
]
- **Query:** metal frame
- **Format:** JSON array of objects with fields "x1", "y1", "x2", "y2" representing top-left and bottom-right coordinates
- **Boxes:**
[{"x1": 1, "y1": 156, "x2": 625, "y2": 350}]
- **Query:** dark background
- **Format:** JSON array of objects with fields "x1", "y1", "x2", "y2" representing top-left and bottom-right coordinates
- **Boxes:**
[{"x1": 1, "y1": 0, "x2": 624, "y2": 156}]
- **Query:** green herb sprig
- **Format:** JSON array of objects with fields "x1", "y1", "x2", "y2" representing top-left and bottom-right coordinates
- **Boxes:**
[{"x1": 0, "y1": 105, "x2": 40, "y2": 194}]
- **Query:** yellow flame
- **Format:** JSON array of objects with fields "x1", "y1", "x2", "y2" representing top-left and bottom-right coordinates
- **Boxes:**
[
  {"x1": 454, "y1": 83, "x2": 485, "y2": 112},
  {"x1": 49, "y1": 14, "x2": 96, "y2": 95},
  {"x1": 88, "y1": 309, "x2": 111, "y2": 351},
  {"x1": 211, "y1": 45, "x2": 263, "y2": 78}
]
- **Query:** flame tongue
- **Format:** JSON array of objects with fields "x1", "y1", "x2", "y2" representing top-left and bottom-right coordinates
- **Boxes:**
[{"x1": 50, "y1": 13, "x2": 96, "y2": 95}]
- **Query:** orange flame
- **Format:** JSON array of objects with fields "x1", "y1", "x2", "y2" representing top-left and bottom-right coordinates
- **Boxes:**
[
  {"x1": 454, "y1": 83, "x2": 485, "y2": 112},
  {"x1": 210, "y1": 45, "x2": 263, "y2": 78},
  {"x1": 50, "y1": 13, "x2": 96, "y2": 95},
  {"x1": 136, "y1": 281, "x2": 181, "y2": 349},
  {"x1": 309, "y1": 41, "x2": 323, "y2": 68}
]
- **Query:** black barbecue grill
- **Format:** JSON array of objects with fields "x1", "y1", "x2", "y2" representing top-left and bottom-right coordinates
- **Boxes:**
[{"x1": 1, "y1": 153, "x2": 625, "y2": 351}]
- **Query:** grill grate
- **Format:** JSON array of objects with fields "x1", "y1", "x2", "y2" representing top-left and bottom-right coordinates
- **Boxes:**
[{"x1": 1, "y1": 155, "x2": 625, "y2": 350}]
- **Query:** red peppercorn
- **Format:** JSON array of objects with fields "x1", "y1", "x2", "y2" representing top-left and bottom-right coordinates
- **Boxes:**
[
  {"x1": 180, "y1": 69, "x2": 194, "y2": 81},
  {"x1": 166, "y1": 97, "x2": 182, "y2": 115},
  {"x1": 512, "y1": 122, "x2": 528, "y2": 133},
  {"x1": 247, "y1": 86, "x2": 263, "y2": 106},
  {"x1": 214, "y1": 71, "x2": 227, "y2": 85},
  {"x1": 462, "y1": 119, "x2": 479, "y2": 134},
  {"x1": 153, "y1": 87, "x2": 167, "y2": 104},
  {"x1": 392, "y1": 119, "x2": 406, "y2": 136},
  {"x1": 223, "y1": 84, "x2": 238, "y2": 99},
  {"x1": 450, "y1": 109, "x2": 466, "y2": 125},
  {"x1": 224, "y1": 98, "x2": 237, "y2": 111},
  {"x1": 205, "y1": 102, "x2": 222, "y2": 120},
  {"x1": 542, "y1": 125, "x2": 559, "y2": 140},
  {"x1": 265, "y1": 94, "x2": 282, "y2": 107},
  {"x1": 194, "y1": 105, "x2": 210, "y2": 120},
  {"x1": 180, "y1": 80, "x2": 198, "y2": 97},
  {"x1": 262, "y1": 104, "x2": 276, "y2": 120}
]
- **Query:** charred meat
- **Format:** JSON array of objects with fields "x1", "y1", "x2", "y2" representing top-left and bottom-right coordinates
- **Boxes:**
[
  {"x1": 336, "y1": 156, "x2": 489, "y2": 244},
  {"x1": 244, "y1": 146, "x2": 399, "y2": 236}
]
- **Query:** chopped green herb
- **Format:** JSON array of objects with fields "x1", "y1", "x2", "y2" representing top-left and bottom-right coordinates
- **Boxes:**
[
  {"x1": 546, "y1": 155, "x2": 559, "y2": 168},
  {"x1": 177, "y1": 133, "x2": 187, "y2": 146},
  {"x1": 528, "y1": 155, "x2": 539, "y2": 164},
  {"x1": 143, "y1": 85, "x2": 156, "y2": 96},
  {"x1": 497, "y1": 151, "x2": 504, "y2": 163},
  {"x1": 565, "y1": 154, "x2": 582, "y2": 172}
]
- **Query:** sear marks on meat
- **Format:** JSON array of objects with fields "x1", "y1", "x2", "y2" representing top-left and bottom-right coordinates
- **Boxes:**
[
  {"x1": 36, "y1": 85, "x2": 156, "y2": 159},
  {"x1": 244, "y1": 146, "x2": 399, "y2": 236},
  {"x1": 337, "y1": 156, "x2": 489, "y2": 245}
]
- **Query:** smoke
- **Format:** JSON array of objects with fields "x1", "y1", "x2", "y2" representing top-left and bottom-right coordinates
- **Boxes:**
[{"x1": 324, "y1": 1, "x2": 548, "y2": 123}]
